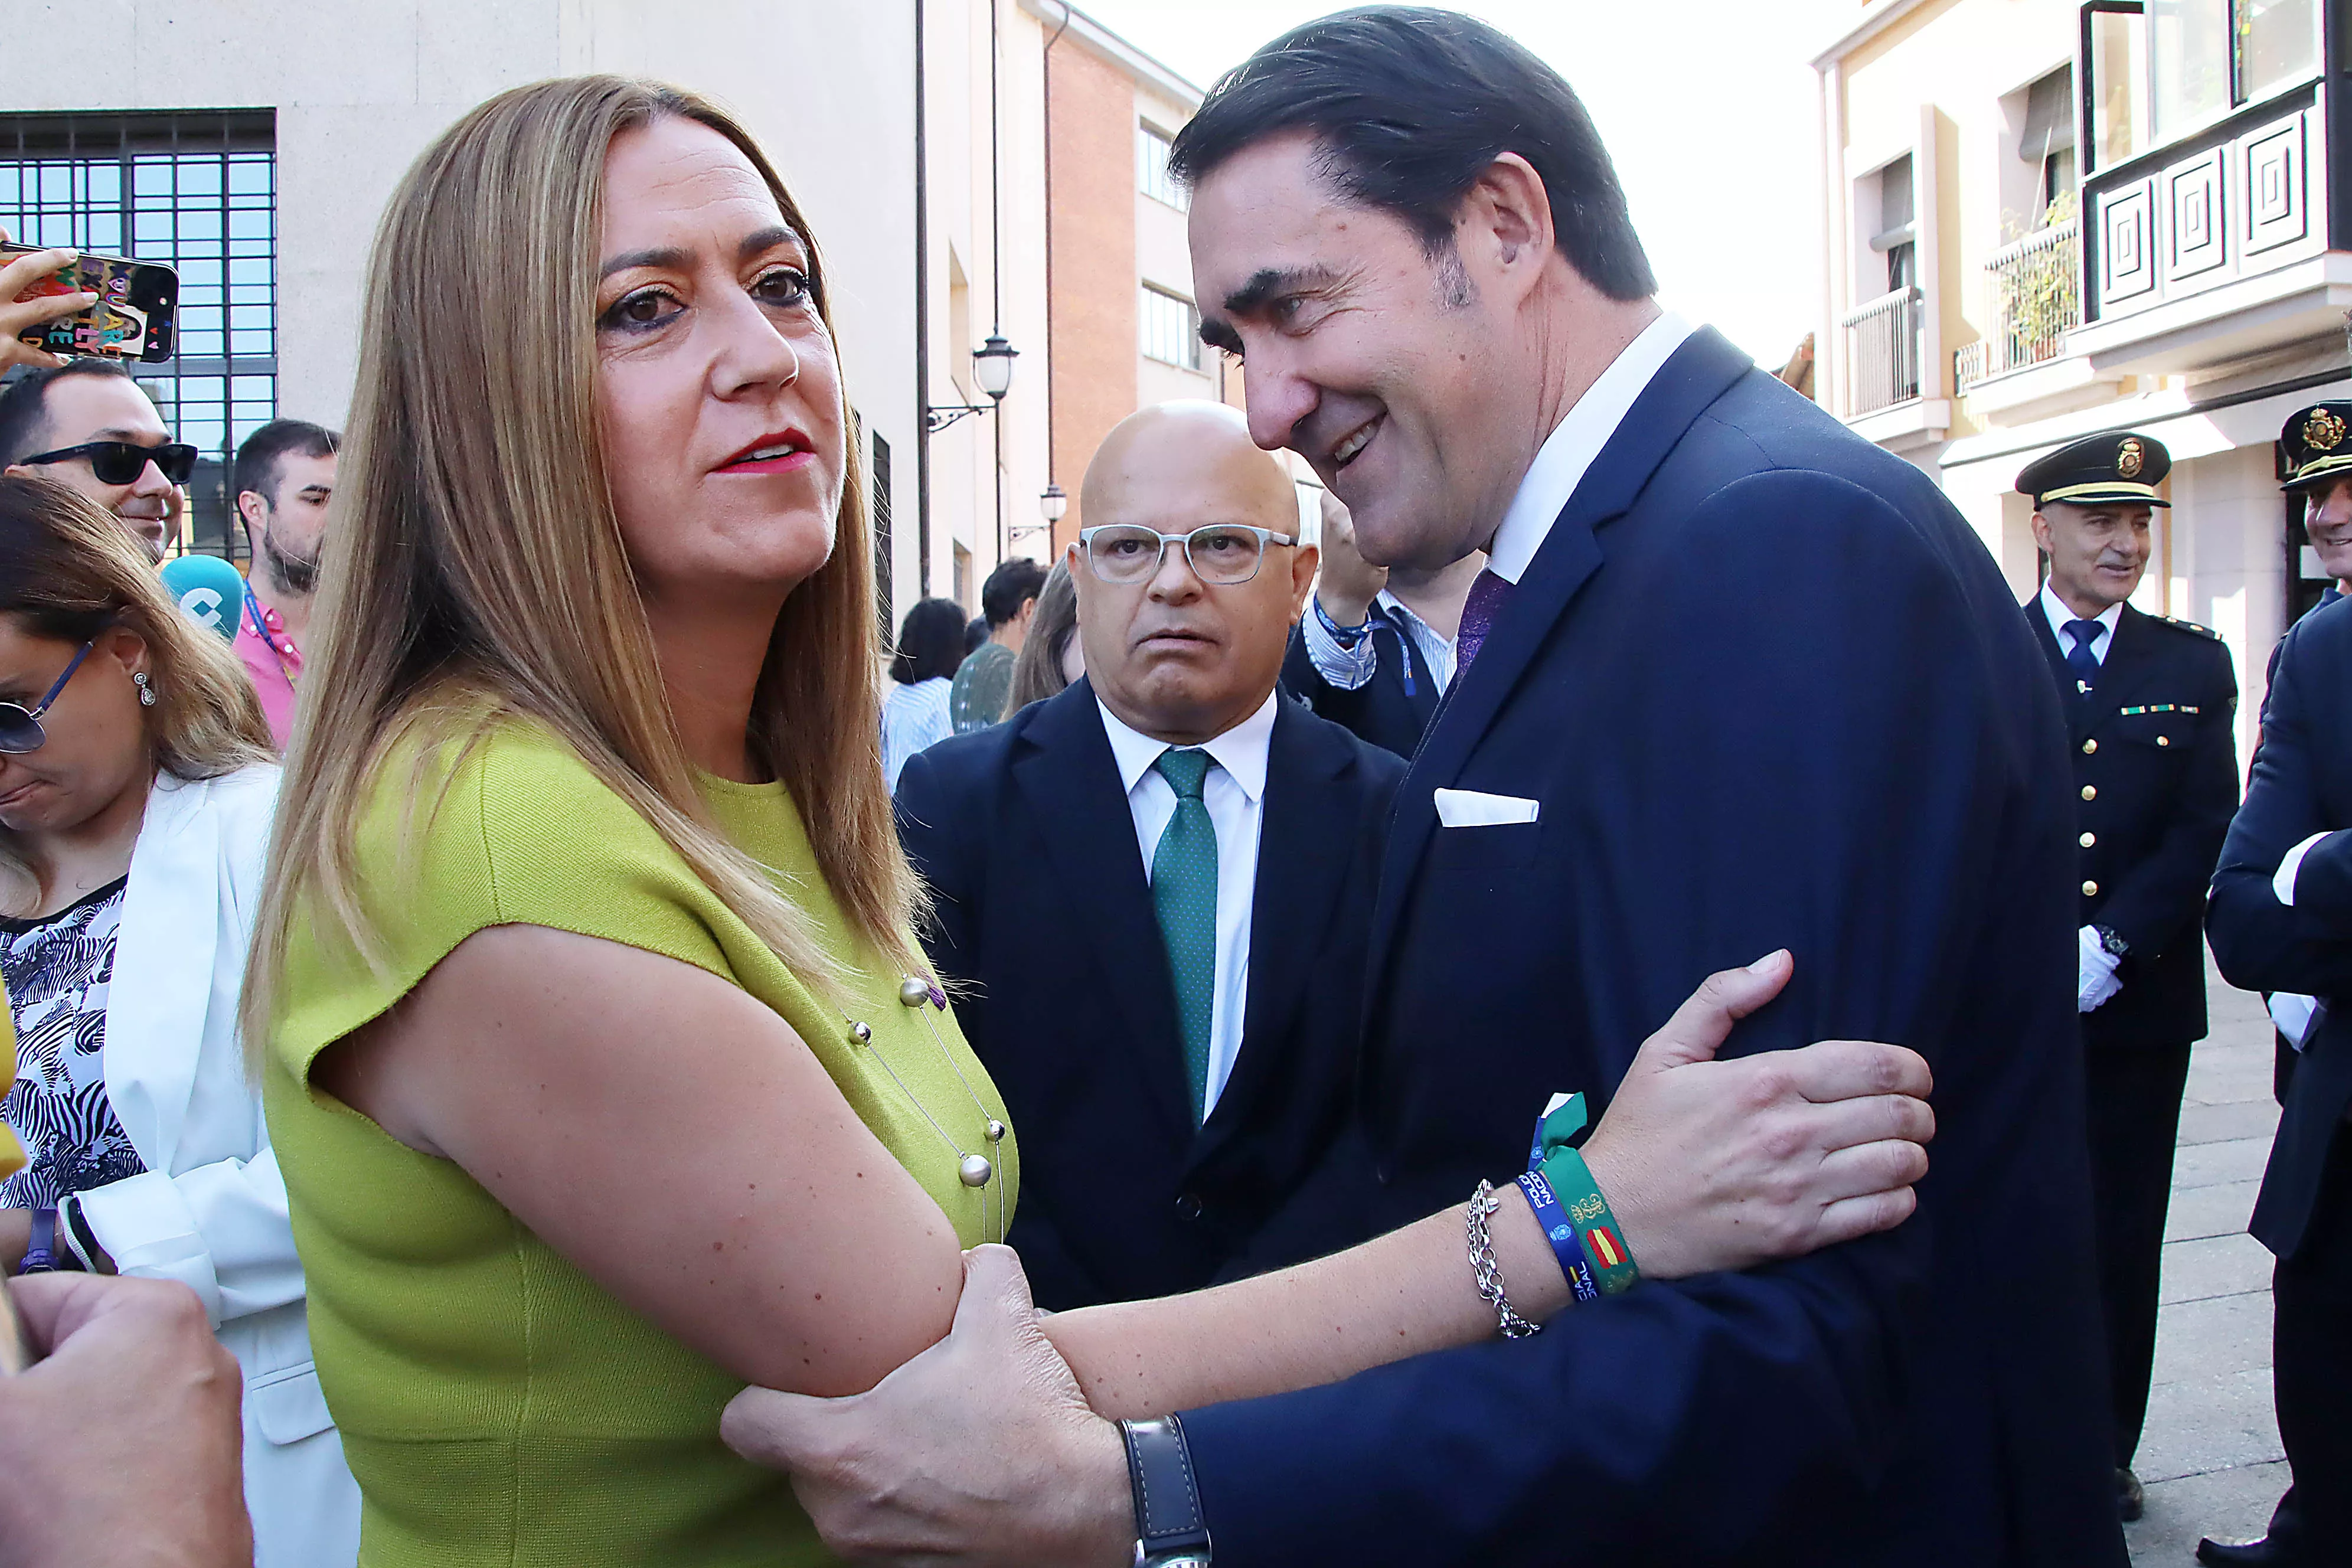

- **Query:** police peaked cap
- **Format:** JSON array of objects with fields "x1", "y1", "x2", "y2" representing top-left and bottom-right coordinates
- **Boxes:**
[{"x1": 2017, "y1": 430, "x2": 2171, "y2": 509}]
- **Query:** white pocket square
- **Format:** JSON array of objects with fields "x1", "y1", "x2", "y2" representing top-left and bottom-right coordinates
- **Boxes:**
[{"x1": 1433, "y1": 788, "x2": 1541, "y2": 827}]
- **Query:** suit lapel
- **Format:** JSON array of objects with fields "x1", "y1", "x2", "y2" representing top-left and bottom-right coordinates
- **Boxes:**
[
  {"x1": 2024, "y1": 600, "x2": 2094, "y2": 737},
  {"x1": 2082, "y1": 605, "x2": 2162, "y2": 724},
  {"x1": 1197, "y1": 702, "x2": 1354, "y2": 1159},
  {"x1": 1011, "y1": 683, "x2": 1195, "y2": 1137},
  {"x1": 1365, "y1": 328, "x2": 1756, "y2": 982},
  {"x1": 103, "y1": 773, "x2": 217, "y2": 1172}
]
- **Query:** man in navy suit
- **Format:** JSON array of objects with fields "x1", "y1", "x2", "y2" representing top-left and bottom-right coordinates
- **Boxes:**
[
  {"x1": 893, "y1": 401, "x2": 1403, "y2": 1309},
  {"x1": 2197, "y1": 402, "x2": 2352, "y2": 1568},
  {"x1": 2011, "y1": 432, "x2": 2239, "y2": 1521},
  {"x1": 725, "y1": 11, "x2": 2121, "y2": 1565},
  {"x1": 1278, "y1": 488, "x2": 1482, "y2": 758}
]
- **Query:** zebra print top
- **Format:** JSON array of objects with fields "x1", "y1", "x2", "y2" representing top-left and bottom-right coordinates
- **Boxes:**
[{"x1": 0, "y1": 877, "x2": 146, "y2": 1208}]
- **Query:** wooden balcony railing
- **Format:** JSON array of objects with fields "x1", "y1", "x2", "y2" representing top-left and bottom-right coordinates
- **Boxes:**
[
  {"x1": 1840, "y1": 285, "x2": 1923, "y2": 417},
  {"x1": 1955, "y1": 220, "x2": 2081, "y2": 390}
]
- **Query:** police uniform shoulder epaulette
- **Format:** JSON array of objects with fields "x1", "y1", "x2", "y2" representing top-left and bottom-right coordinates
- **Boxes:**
[{"x1": 2158, "y1": 615, "x2": 2222, "y2": 639}]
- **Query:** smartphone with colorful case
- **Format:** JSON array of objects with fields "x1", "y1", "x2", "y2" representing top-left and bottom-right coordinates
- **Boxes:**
[{"x1": 3, "y1": 244, "x2": 177, "y2": 363}]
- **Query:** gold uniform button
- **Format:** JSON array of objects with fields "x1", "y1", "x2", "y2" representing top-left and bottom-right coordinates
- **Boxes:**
[
  {"x1": 2082, "y1": 785, "x2": 2098, "y2": 801},
  {"x1": 2083, "y1": 880, "x2": 2100, "y2": 897},
  {"x1": 2157, "y1": 735, "x2": 2170, "y2": 747},
  {"x1": 2083, "y1": 739, "x2": 2098, "y2": 755},
  {"x1": 2080, "y1": 832, "x2": 2096, "y2": 848}
]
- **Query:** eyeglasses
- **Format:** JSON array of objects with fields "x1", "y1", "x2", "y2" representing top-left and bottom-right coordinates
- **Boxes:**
[
  {"x1": 17, "y1": 440, "x2": 198, "y2": 487},
  {"x1": 0, "y1": 639, "x2": 99, "y2": 755},
  {"x1": 1079, "y1": 524, "x2": 1298, "y2": 587}
]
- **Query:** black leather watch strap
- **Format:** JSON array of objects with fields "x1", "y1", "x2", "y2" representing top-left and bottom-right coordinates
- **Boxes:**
[{"x1": 1121, "y1": 1414, "x2": 1212, "y2": 1565}]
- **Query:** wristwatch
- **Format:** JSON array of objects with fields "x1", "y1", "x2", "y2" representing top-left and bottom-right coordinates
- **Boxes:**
[
  {"x1": 1121, "y1": 1415, "x2": 1213, "y2": 1567},
  {"x1": 2093, "y1": 925, "x2": 2129, "y2": 959}
]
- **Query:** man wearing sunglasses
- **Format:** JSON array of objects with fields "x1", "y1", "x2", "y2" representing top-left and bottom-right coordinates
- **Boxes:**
[
  {"x1": 891, "y1": 400, "x2": 1405, "y2": 1311},
  {"x1": 0, "y1": 360, "x2": 192, "y2": 563}
]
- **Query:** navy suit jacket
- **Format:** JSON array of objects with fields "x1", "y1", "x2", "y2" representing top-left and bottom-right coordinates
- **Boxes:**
[
  {"x1": 1280, "y1": 612, "x2": 1442, "y2": 759},
  {"x1": 2026, "y1": 602, "x2": 2238, "y2": 1047},
  {"x1": 2206, "y1": 597, "x2": 2352, "y2": 1260},
  {"x1": 893, "y1": 680, "x2": 1404, "y2": 1308},
  {"x1": 1180, "y1": 329, "x2": 2124, "y2": 1567}
]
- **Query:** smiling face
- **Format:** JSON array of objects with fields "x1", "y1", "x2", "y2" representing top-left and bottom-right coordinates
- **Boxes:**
[
  {"x1": 1073, "y1": 404, "x2": 1317, "y2": 745},
  {"x1": 2033, "y1": 500, "x2": 2153, "y2": 613},
  {"x1": 0, "y1": 619, "x2": 151, "y2": 841},
  {"x1": 593, "y1": 115, "x2": 844, "y2": 620},
  {"x1": 2305, "y1": 478, "x2": 2352, "y2": 584},
  {"x1": 8, "y1": 374, "x2": 176, "y2": 561},
  {"x1": 1189, "y1": 132, "x2": 1544, "y2": 574}
]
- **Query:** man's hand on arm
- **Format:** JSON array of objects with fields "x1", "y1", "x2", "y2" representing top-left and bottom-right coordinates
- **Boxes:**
[{"x1": 723, "y1": 1245, "x2": 1133, "y2": 1568}]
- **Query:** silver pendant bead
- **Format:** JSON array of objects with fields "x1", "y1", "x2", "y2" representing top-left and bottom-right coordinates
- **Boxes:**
[
  {"x1": 899, "y1": 975, "x2": 932, "y2": 1008},
  {"x1": 849, "y1": 1021, "x2": 872, "y2": 1044},
  {"x1": 958, "y1": 1153, "x2": 994, "y2": 1187},
  {"x1": 985, "y1": 1119, "x2": 1007, "y2": 1144}
]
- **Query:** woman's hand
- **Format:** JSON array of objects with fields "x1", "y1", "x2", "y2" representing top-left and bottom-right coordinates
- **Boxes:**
[
  {"x1": 1581, "y1": 950, "x2": 1934, "y2": 1281},
  {"x1": 0, "y1": 227, "x2": 97, "y2": 374}
]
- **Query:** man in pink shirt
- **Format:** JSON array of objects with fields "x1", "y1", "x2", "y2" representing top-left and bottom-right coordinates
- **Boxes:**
[{"x1": 229, "y1": 419, "x2": 337, "y2": 746}]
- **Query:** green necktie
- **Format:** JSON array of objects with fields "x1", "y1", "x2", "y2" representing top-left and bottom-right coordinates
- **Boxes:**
[{"x1": 1151, "y1": 748, "x2": 1218, "y2": 1125}]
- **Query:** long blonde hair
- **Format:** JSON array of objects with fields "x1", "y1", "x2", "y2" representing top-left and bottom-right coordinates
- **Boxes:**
[
  {"x1": 0, "y1": 473, "x2": 275, "y2": 889},
  {"x1": 240, "y1": 77, "x2": 919, "y2": 1055}
]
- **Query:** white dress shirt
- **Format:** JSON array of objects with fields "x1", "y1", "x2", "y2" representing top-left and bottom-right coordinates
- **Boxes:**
[
  {"x1": 1299, "y1": 587, "x2": 1460, "y2": 696},
  {"x1": 2037, "y1": 586, "x2": 2122, "y2": 668},
  {"x1": 1486, "y1": 311, "x2": 1697, "y2": 584},
  {"x1": 1097, "y1": 691, "x2": 1278, "y2": 1119}
]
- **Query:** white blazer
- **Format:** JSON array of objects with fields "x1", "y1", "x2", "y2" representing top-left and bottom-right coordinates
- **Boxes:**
[{"x1": 76, "y1": 765, "x2": 360, "y2": 1568}]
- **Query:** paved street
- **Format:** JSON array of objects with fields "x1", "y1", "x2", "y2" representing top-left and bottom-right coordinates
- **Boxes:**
[{"x1": 2126, "y1": 958, "x2": 2286, "y2": 1565}]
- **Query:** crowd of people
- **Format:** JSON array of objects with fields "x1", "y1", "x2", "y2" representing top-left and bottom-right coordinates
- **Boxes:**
[{"x1": 0, "y1": 7, "x2": 2344, "y2": 1568}]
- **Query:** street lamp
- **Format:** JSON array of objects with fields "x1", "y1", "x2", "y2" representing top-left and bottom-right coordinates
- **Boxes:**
[
  {"x1": 1039, "y1": 484, "x2": 1067, "y2": 524},
  {"x1": 925, "y1": 334, "x2": 1021, "y2": 435}
]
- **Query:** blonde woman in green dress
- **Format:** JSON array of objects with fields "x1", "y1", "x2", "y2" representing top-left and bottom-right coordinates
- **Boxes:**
[{"x1": 241, "y1": 78, "x2": 1937, "y2": 1567}]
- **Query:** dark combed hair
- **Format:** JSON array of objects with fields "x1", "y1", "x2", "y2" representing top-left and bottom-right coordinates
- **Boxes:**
[
  {"x1": 891, "y1": 597, "x2": 971, "y2": 685},
  {"x1": 1168, "y1": 6, "x2": 1656, "y2": 300},
  {"x1": 979, "y1": 557, "x2": 1048, "y2": 629},
  {"x1": 0, "y1": 360, "x2": 138, "y2": 467},
  {"x1": 233, "y1": 417, "x2": 341, "y2": 508}
]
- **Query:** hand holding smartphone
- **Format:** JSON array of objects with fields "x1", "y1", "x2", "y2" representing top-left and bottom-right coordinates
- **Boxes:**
[{"x1": 1, "y1": 223, "x2": 177, "y2": 367}]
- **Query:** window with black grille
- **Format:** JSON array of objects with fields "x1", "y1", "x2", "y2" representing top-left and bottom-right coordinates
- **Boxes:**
[{"x1": 0, "y1": 110, "x2": 276, "y2": 560}]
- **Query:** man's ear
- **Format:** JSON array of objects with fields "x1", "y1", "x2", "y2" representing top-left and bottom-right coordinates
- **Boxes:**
[
  {"x1": 1456, "y1": 152, "x2": 1557, "y2": 303},
  {"x1": 1, "y1": 464, "x2": 29, "y2": 481},
  {"x1": 1289, "y1": 542, "x2": 1320, "y2": 622},
  {"x1": 234, "y1": 490, "x2": 267, "y2": 534}
]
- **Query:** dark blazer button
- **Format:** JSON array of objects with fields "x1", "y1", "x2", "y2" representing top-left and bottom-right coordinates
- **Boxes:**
[{"x1": 1174, "y1": 1193, "x2": 1204, "y2": 1221}]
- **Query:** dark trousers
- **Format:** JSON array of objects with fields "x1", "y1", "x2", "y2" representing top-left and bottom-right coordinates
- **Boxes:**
[
  {"x1": 2256, "y1": 1138, "x2": 2352, "y2": 1558},
  {"x1": 2083, "y1": 1038, "x2": 2194, "y2": 1468}
]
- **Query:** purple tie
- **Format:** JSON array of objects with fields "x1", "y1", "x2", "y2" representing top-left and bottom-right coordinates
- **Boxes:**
[{"x1": 1455, "y1": 569, "x2": 1514, "y2": 674}]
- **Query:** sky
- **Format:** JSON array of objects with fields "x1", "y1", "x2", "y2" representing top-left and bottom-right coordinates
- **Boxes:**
[{"x1": 1077, "y1": 0, "x2": 1854, "y2": 367}]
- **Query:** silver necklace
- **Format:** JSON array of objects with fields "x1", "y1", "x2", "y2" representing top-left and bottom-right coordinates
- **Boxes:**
[{"x1": 845, "y1": 975, "x2": 1011, "y2": 1244}]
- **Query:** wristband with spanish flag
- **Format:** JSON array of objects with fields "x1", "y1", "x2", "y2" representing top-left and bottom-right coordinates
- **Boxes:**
[{"x1": 1531, "y1": 1092, "x2": 1640, "y2": 1295}]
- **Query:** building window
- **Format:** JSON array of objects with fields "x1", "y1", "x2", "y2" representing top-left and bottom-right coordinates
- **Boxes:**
[
  {"x1": 2019, "y1": 66, "x2": 2079, "y2": 222},
  {"x1": 1141, "y1": 285, "x2": 1201, "y2": 370},
  {"x1": 2085, "y1": 0, "x2": 2322, "y2": 171},
  {"x1": 1872, "y1": 155, "x2": 1917, "y2": 295},
  {"x1": 871, "y1": 430, "x2": 895, "y2": 634},
  {"x1": 1138, "y1": 123, "x2": 1188, "y2": 211},
  {"x1": 0, "y1": 110, "x2": 276, "y2": 560}
]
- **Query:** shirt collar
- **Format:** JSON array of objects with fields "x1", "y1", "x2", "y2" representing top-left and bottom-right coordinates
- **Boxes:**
[
  {"x1": 1374, "y1": 589, "x2": 1451, "y2": 648},
  {"x1": 2037, "y1": 583, "x2": 2123, "y2": 643},
  {"x1": 1096, "y1": 688, "x2": 1279, "y2": 805},
  {"x1": 1486, "y1": 311, "x2": 1697, "y2": 585}
]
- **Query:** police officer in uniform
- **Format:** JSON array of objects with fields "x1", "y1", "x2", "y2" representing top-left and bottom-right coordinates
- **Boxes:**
[
  {"x1": 2197, "y1": 401, "x2": 2352, "y2": 1567},
  {"x1": 2017, "y1": 430, "x2": 2240, "y2": 1523}
]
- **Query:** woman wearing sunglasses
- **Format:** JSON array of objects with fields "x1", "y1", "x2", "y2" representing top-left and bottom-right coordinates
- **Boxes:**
[{"x1": 0, "y1": 473, "x2": 360, "y2": 1566}]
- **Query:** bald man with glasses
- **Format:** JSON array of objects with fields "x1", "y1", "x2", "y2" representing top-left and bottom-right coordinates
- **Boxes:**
[{"x1": 891, "y1": 401, "x2": 1406, "y2": 1311}]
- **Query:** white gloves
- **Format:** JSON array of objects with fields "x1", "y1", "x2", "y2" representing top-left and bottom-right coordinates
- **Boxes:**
[
  {"x1": 2078, "y1": 926, "x2": 2122, "y2": 1013},
  {"x1": 2269, "y1": 992, "x2": 2320, "y2": 1050}
]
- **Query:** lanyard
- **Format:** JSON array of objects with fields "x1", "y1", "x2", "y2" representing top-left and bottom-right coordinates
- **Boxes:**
[{"x1": 241, "y1": 580, "x2": 299, "y2": 688}]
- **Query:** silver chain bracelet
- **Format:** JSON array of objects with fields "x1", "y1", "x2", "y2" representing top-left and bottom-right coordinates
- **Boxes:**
[{"x1": 1467, "y1": 1180, "x2": 1541, "y2": 1340}]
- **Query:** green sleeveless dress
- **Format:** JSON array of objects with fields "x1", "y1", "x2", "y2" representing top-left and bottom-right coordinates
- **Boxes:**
[{"x1": 263, "y1": 720, "x2": 1017, "y2": 1566}]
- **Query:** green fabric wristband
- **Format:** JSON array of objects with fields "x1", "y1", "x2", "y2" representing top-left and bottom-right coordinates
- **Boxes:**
[{"x1": 1534, "y1": 1093, "x2": 1641, "y2": 1294}]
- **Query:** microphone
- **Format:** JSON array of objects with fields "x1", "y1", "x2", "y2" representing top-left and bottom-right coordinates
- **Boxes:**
[{"x1": 158, "y1": 554, "x2": 249, "y2": 643}]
